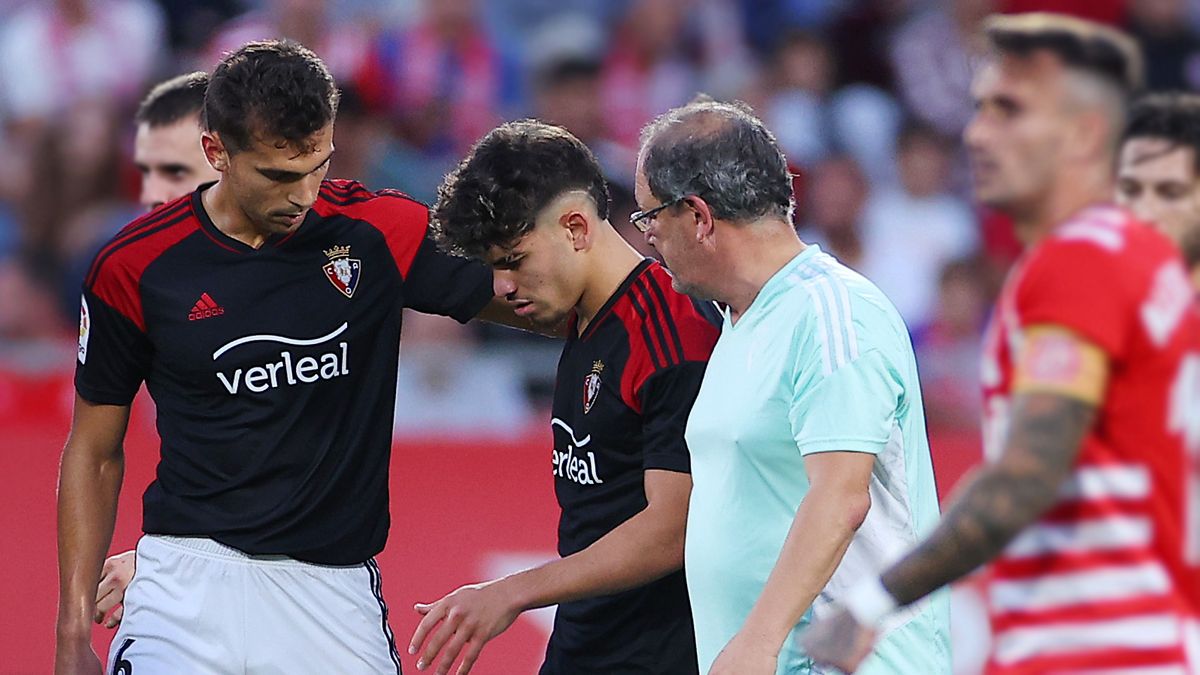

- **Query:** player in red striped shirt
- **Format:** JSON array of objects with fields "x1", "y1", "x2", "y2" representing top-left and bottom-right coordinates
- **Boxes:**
[{"x1": 804, "y1": 13, "x2": 1200, "y2": 674}]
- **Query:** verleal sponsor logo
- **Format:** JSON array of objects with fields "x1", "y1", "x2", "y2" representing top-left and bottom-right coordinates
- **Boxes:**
[
  {"x1": 551, "y1": 417, "x2": 604, "y2": 485},
  {"x1": 78, "y1": 295, "x2": 90, "y2": 365},
  {"x1": 212, "y1": 323, "x2": 350, "y2": 394}
]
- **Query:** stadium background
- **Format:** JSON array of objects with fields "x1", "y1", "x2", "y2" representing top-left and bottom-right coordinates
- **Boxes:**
[{"x1": 0, "y1": 0, "x2": 1193, "y2": 672}]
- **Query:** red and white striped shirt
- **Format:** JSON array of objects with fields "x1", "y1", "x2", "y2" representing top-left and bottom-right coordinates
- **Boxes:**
[{"x1": 981, "y1": 205, "x2": 1200, "y2": 674}]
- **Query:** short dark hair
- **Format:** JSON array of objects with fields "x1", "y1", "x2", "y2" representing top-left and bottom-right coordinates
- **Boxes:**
[
  {"x1": 432, "y1": 120, "x2": 611, "y2": 259},
  {"x1": 1123, "y1": 92, "x2": 1200, "y2": 171},
  {"x1": 639, "y1": 98, "x2": 794, "y2": 224},
  {"x1": 204, "y1": 40, "x2": 339, "y2": 153},
  {"x1": 896, "y1": 119, "x2": 952, "y2": 154},
  {"x1": 136, "y1": 71, "x2": 209, "y2": 127},
  {"x1": 984, "y1": 13, "x2": 1143, "y2": 94}
]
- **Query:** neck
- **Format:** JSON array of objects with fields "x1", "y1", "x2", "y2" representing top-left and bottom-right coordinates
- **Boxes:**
[
  {"x1": 575, "y1": 224, "x2": 645, "y2": 334},
  {"x1": 718, "y1": 217, "x2": 805, "y2": 321},
  {"x1": 1012, "y1": 164, "x2": 1113, "y2": 247},
  {"x1": 202, "y1": 180, "x2": 271, "y2": 249},
  {"x1": 1191, "y1": 265, "x2": 1200, "y2": 294}
]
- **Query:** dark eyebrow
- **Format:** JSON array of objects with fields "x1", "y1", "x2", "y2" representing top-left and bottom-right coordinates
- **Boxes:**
[
  {"x1": 161, "y1": 163, "x2": 190, "y2": 175},
  {"x1": 492, "y1": 251, "x2": 525, "y2": 269},
  {"x1": 257, "y1": 152, "x2": 334, "y2": 182}
]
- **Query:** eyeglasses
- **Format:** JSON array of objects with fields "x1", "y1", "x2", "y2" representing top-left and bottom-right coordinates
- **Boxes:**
[{"x1": 629, "y1": 195, "x2": 688, "y2": 233}]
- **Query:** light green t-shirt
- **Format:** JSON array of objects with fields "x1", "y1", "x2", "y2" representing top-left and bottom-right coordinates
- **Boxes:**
[{"x1": 684, "y1": 246, "x2": 950, "y2": 675}]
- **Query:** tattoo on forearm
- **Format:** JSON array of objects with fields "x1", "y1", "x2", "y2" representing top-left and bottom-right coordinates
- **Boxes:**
[{"x1": 881, "y1": 393, "x2": 1096, "y2": 606}]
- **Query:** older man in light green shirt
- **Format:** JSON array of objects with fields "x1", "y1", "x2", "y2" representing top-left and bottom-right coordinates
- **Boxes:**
[{"x1": 632, "y1": 99, "x2": 950, "y2": 675}]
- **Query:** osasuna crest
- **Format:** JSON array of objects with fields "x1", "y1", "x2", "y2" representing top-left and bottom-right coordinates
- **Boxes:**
[
  {"x1": 322, "y1": 245, "x2": 361, "y2": 298},
  {"x1": 583, "y1": 360, "x2": 604, "y2": 414}
]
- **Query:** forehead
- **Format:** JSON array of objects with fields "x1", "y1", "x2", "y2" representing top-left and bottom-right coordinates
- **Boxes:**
[
  {"x1": 972, "y1": 52, "x2": 1066, "y2": 102},
  {"x1": 238, "y1": 123, "x2": 335, "y2": 166},
  {"x1": 1118, "y1": 138, "x2": 1198, "y2": 180},
  {"x1": 135, "y1": 118, "x2": 204, "y2": 160}
]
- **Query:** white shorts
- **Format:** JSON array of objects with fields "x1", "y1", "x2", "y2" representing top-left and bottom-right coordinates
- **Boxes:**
[{"x1": 107, "y1": 535, "x2": 402, "y2": 674}]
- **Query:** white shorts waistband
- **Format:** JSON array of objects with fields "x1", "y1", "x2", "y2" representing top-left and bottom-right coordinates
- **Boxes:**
[{"x1": 142, "y1": 535, "x2": 365, "y2": 571}]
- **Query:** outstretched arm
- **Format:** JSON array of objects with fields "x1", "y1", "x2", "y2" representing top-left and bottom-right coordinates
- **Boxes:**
[
  {"x1": 56, "y1": 395, "x2": 132, "y2": 675},
  {"x1": 803, "y1": 326, "x2": 1106, "y2": 672},
  {"x1": 408, "y1": 469, "x2": 690, "y2": 675}
]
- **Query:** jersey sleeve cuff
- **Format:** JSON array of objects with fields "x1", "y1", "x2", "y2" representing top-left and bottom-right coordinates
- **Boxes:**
[
  {"x1": 796, "y1": 438, "x2": 888, "y2": 456},
  {"x1": 642, "y1": 453, "x2": 691, "y2": 474},
  {"x1": 74, "y1": 382, "x2": 136, "y2": 406},
  {"x1": 452, "y1": 285, "x2": 495, "y2": 324}
]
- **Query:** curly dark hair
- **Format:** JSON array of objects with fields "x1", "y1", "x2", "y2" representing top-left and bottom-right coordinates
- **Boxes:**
[
  {"x1": 136, "y1": 71, "x2": 208, "y2": 127},
  {"x1": 204, "y1": 40, "x2": 339, "y2": 153},
  {"x1": 432, "y1": 120, "x2": 610, "y2": 259}
]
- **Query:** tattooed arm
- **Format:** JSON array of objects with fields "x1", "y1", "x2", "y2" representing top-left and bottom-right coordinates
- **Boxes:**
[
  {"x1": 803, "y1": 325, "x2": 1108, "y2": 671},
  {"x1": 880, "y1": 391, "x2": 1096, "y2": 603}
]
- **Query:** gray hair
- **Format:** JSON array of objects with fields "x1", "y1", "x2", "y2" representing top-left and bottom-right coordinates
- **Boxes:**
[{"x1": 639, "y1": 98, "x2": 795, "y2": 224}]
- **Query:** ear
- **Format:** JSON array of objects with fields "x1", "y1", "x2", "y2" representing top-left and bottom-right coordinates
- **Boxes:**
[
  {"x1": 1069, "y1": 109, "x2": 1110, "y2": 163},
  {"x1": 561, "y1": 209, "x2": 594, "y2": 252},
  {"x1": 202, "y1": 132, "x2": 229, "y2": 172},
  {"x1": 689, "y1": 196, "x2": 717, "y2": 244}
]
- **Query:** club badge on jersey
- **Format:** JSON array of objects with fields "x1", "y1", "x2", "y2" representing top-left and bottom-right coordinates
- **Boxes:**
[
  {"x1": 583, "y1": 360, "x2": 604, "y2": 414},
  {"x1": 322, "y1": 245, "x2": 361, "y2": 298}
]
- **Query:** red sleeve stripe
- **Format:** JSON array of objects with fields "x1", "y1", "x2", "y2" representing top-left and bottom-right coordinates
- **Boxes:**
[
  {"x1": 626, "y1": 290, "x2": 669, "y2": 370},
  {"x1": 645, "y1": 266, "x2": 720, "y2": 362},
  {"x1": 90, "y1": 219, "x2": 199, "y2": 331},
  {"x1": 85, "y1": 199, "x2": 191, "y2": 286},
  {"x1": 321, "y1": 178, "x2": 370, "y2": 197},
  {"x1": 313, "y1": 189, "x2": 429, "y2": 278},
  {"x1": 86, "y1": 208, "x2": 195, "y2": 289},
  {"x1": 635, "y1": 276, "x2": 685, "y2": 363}
]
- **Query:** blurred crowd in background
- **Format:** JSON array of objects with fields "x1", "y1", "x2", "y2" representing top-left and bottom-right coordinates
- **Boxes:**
[{"x1": 1, "y1": 0, "x2": 1196, "y2": 441}]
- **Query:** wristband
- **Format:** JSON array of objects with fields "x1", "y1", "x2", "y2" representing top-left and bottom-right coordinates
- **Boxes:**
[{"x1": 842, "y1": 577, "x2": 898, "y2": 627}]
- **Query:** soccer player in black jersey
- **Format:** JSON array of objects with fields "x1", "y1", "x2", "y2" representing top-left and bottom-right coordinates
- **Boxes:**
[
  {"x1": 408, "y1": 120, "x2": 719, "y2": 675},
  {"x1": 55, "y1": 41, "x2": 524, "y2": 675}
]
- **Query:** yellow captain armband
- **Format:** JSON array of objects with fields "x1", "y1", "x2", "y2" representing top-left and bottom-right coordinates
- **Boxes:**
[{"x1": 1012, "y1": 325, "x2": 1110, "y2": 405}]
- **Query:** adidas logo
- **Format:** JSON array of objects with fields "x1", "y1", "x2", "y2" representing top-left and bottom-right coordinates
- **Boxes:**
[{"x1": 188, "y1": 292, "x2": 225, "y2": 321}]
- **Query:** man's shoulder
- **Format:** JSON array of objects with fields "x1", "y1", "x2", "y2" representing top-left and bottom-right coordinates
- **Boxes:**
[
  {"x1": 1028, "y1": 205, "x2": 1181, "y2": 291},
  {"x1": 86, "y1": 196, "x2": 200, "y2": 289},
  {"x1": 784, "y1": 252, "x2": 904, "y2": 327},
  {"x1": 607, "y1": 261, "x2": 721, "y2": 366},
  {"x1": 314, "y1": 179, "x2": 427, "y2": 220}
]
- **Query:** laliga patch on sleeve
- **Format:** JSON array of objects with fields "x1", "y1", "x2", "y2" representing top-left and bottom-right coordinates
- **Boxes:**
[
  {"x1": 78, "y1": 295, "x2": 90, "y2": 365},
  {"x1": 1025, "y1": 332, "x2": 1081, "y2": 382},
  {"x1": 1014, "y1": 326, "x2": 1108, "y2": 404}
]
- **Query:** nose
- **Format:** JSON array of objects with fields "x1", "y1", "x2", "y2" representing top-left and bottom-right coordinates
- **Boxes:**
[
  {"x1": 289, "y1": 173, "x2": 323, "y2": 210},
  {"x1": 963, "y1": 112, "x2": 987, "y2": 152},
  {"x1": 140, "y1": 174, "x2": 171, "y2": 211},
  {"x1": 493, "y1": 270, "x2": 517, "y2": 299},
  {"x1": 1129, "y1": 195, "x2": 1164, "y2": 224}
]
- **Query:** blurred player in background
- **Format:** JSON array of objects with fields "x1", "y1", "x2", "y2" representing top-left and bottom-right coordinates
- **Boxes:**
[
  {"x1": 90, "y1": 71, "x2": 218, "y2": 632},
  {"x1": 1117, "y1": 92, "x2": 1200, "y2": 291},
  {"x1": 132, "y1": 71, "x2": 219, "y2": 211},
  {"x1": 804, "y1": 14, "x2": 1200, "y2": 673},
  {"x1": 634, "y1": 98, "x2": 950, "y2": 675},
  {"x1": 408, "y1": 120, "x2": 718, "y2": 675},
  {"x1": 55, "y1": 40, "x2": 530, "y2": 674}
]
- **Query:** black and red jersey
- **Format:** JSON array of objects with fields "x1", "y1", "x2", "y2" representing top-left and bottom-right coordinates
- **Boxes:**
[
  {"x1": 543, "y1": 259, "x2": 719, "y2": 675},
  {"x1": 75, "y1": 179, "x2": 493, "y2": 565}
]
